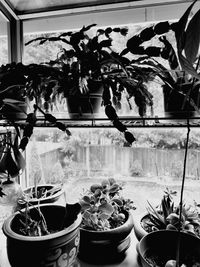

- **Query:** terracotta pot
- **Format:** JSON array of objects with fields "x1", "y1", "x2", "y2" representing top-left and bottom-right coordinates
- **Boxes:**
[
  {"x1": 2, "y1": 204, "x2": 82, "y2": 267},
  {"x1": 78, "y1": 211, "x2": 134, "y2": 264},
  {"x1": 137, "y1": 230, "x2": 200, "y2": 267},
  {"x1": 67, "y1": 79, "x2": 103, "y2": 119},
  {"x1": 18, "y1": 184, "x2": 65, "y2": 208}
]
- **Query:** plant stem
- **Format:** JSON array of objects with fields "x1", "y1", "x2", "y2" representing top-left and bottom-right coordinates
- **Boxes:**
[{"x1": 176, "y1": 119, "x2": 190, "y2": 267}]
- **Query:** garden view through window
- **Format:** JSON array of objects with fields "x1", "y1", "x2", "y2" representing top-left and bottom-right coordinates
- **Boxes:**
[
  {"x1": 23, "y1": 22, "x2": 200, "y2": 216},
  {"x1": 26, "y1": 127, "x2": 200, "y2": 216}
]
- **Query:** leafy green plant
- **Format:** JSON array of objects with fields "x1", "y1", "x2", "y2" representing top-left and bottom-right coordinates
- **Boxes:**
[
  {"x1": 24, "y1": 24, "x2": 158, "y2": 145},
  {"x1": 0, "y1": 62, "x2": 71, "y2": 151},
  {"x1": 79, "y1": 178, "x2": 136, "y2": 231},
  {"x1": 123, "y1": 0, "x2": 200, "y2": 116},
  {"x1": 143, "y1": 188, "x2": 200, "y2": 237},
  {"x1": 15, "y1": 199, "x2": 81, "y2": 236}
]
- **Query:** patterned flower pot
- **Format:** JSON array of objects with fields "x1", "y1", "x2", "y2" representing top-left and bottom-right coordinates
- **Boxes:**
[
  {"x1": 78, "y1": 211, "x2": 134, "y2": 264},
  {"x1": 2, "y1": 204, "x2": 82, "y2": 267}
]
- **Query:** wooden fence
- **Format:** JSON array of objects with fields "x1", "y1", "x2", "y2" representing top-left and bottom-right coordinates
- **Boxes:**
[
  {"x1": 39, "y1": 145, "x2": 200, "y2": 180},
  {"x1": 72, "y1": 146, "x2": 200, "y2": 179}
]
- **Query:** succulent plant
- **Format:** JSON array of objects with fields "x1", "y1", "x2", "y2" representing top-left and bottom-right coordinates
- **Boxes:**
[
  {"x1": 79, "y1": 178, "x2": 136, "y2": 231},
  {"x1": 143, "y1": 188, "x2": 200, "y2": 237}
]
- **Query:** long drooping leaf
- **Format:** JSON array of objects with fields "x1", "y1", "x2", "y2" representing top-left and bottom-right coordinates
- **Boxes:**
[
  {"x1": 184, "y1": 9, "x2": 200, "y2": 63},
  {"x1": 175, "y1": 0, "x2": 197, "y2": 52},
  {"x1": 178, "y1": 52, "x2": 200, "y2": 80}
]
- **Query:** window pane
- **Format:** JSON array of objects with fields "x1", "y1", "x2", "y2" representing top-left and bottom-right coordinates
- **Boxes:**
[
  {"x1": 0, "y1": 11, "x2": 8, "y2": 65},
  {"x1": 26, "y1": 127, "x2": 200, "y2": 216}
]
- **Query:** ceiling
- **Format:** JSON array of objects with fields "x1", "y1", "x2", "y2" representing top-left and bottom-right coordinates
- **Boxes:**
[
  {"x1": 2, "y1": 0, "x2": 198, "y2": 20},
  {"x1": 4, "y1": 0, "x2": 143, "y2": 15}
]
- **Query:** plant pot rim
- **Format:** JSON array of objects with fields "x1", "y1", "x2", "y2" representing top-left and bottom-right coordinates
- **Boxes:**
[
  {"x1": 23, "y1": 184, "x2": 64, "y2": 203},
  {"x1": 80, "y1": 210, "x2": 133, "y2": 234},
  {"x1": 2, "y1": 203, "x2": 82, "y2": 242}
]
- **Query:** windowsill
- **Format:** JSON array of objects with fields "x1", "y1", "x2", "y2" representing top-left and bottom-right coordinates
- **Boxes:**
[{"x1": 0, "y1": 228, "x2": 140, "y2": 267}]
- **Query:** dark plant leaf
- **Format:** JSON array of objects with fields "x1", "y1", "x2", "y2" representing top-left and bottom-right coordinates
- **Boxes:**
[
  {"x1": 100, "y1": 40, "x2": 112, "y2": 48},
  {"x1": 184, "y1": 9, "x2": 200, "y2": 63},
  {"x1": 0, "y1": 187, "x2": 6, "y2": 197},
  {"x1": 178, "y1": 52, "x2": 200, "y2": 80},
  {"x1": 81, "y1": 24, "x2": 97, "y2": 32},
  {"x1": 175, "y1": 0, "x2": 197, "y2": 52},
  {"x1": 112, "y1": 198, "x2": 123, "y2": 207}
]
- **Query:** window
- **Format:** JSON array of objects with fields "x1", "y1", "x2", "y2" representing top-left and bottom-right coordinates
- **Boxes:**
[
  {"x1": 25, "y1": 127, "x2": 200, "y2": 216},
  {"x1": 0, "y1": 11, "x2": 9, "y2": 65},
  {"x1": 21, "y1": 4, "x2": 200, "y2": 217}
]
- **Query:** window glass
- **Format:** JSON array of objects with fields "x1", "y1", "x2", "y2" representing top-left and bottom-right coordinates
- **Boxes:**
[
  {"x1": 22, "y1": 20, "x2": 200, "y2": 217},
  {"x1": 26, "y1": 127, "x2": 200, "y2": 216},
  {"x1": 0, "y1": 11, "x2": 8, "y2": 65},
  {"x1": 23, "y1": 22, "x2": 166, "y2": 117}
]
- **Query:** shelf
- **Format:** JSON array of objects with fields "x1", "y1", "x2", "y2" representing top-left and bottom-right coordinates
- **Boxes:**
[{"x1": 1, "y1": 116, "x2": 200, "y2": 128}]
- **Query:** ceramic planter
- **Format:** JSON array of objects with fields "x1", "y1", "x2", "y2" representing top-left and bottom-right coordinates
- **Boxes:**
[
  {"x1": 18, "y1": 184, "x2": 65, "y2": 208},
  {"x1": 67, "y1": 79, "x2": 103, "y2": 119},
  {"x1": 133, "y1": 213, "x2": 149, "y2": 241},
  {"x1": 137, "y1": 230, "x2": 200, "y2": 267},
  {"x1": 78, "y1": 211, "x2": 134, "y2": 264},
  {"x1": 163, "y1": 83, "x2": 200, "y2": 119},
  {"x1": 2, "y1": 204, "x2": 82, "y2": 267}
]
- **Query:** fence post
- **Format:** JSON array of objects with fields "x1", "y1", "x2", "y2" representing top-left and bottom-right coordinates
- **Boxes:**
[{"x1": 86, "y1": 146, "x2": 90, "y2": 177}]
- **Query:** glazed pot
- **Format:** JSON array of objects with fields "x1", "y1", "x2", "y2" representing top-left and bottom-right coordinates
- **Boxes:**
[
  {"x1": 133, "y1": 213, "x2": 149, "y2": 241},
  {"x1": 67, "y1": 79, "x2": 103, "y2": 119},
  {"x1": 18, "y1": 184, "x2": 64, "y2": 208},
  {"x1": 78, "y1": 211, "x2": 134, "y2": 264},
  {"x1": 2, "y1": 204, "x2": 82, "y2": 267},
  {"x1": 163, "y1": 83, "x2": 200, "y2": 119},
  {"x1": 137, "y1": 230, "x2": 200, "y2": 267}
]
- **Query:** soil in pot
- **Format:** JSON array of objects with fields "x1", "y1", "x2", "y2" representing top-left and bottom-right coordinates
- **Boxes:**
[
  {"x1": 78, "y1": 211, "x2": 134, "y2": 264},
  {"x1": 2, "y1": 204, "x2": 82, "y2": 267}
]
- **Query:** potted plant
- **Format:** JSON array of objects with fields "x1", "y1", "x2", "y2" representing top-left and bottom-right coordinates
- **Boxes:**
[
  {"x1": 123, "y1": 0, "x2": 200, "y2": 119},
  {"x1": 0, "y1": 62, "x2": 72, "y2": 151},
  {"x1": 137, "y1": 230, "x2": 200, "y2": 267},
  {"x1": 133, "y1": 4, "x2": 200, "y2": 266},
  {"x1": 134, "y1": 187, "x2": 200, "y2": 241},
  {"x1": 25, "y1": 24, "x2": 158, "y2": 145},
  {"x1": 2, "y1": 199, "x2": 82, "y2": 267},
  {"x1": 0, "y1": 131, "x2": 26, "y2": 208},
  {"x1": 17, "y1": 183, "x2": 65, "y2": 209},
  {"x1": 78, "y1": 177, "x2": 136, "y2": 264}
]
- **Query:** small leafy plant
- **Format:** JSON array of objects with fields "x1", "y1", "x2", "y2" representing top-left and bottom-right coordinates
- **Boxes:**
[
  {"x1": 15, "y1": 200, "x2": 81, "y2": 236},
  {"x1": 79, "y1": 178, "x2": 136, "y2": 231},
  {"x1": 142, "y1": 188, "x2": 200, "y2": 237}
]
